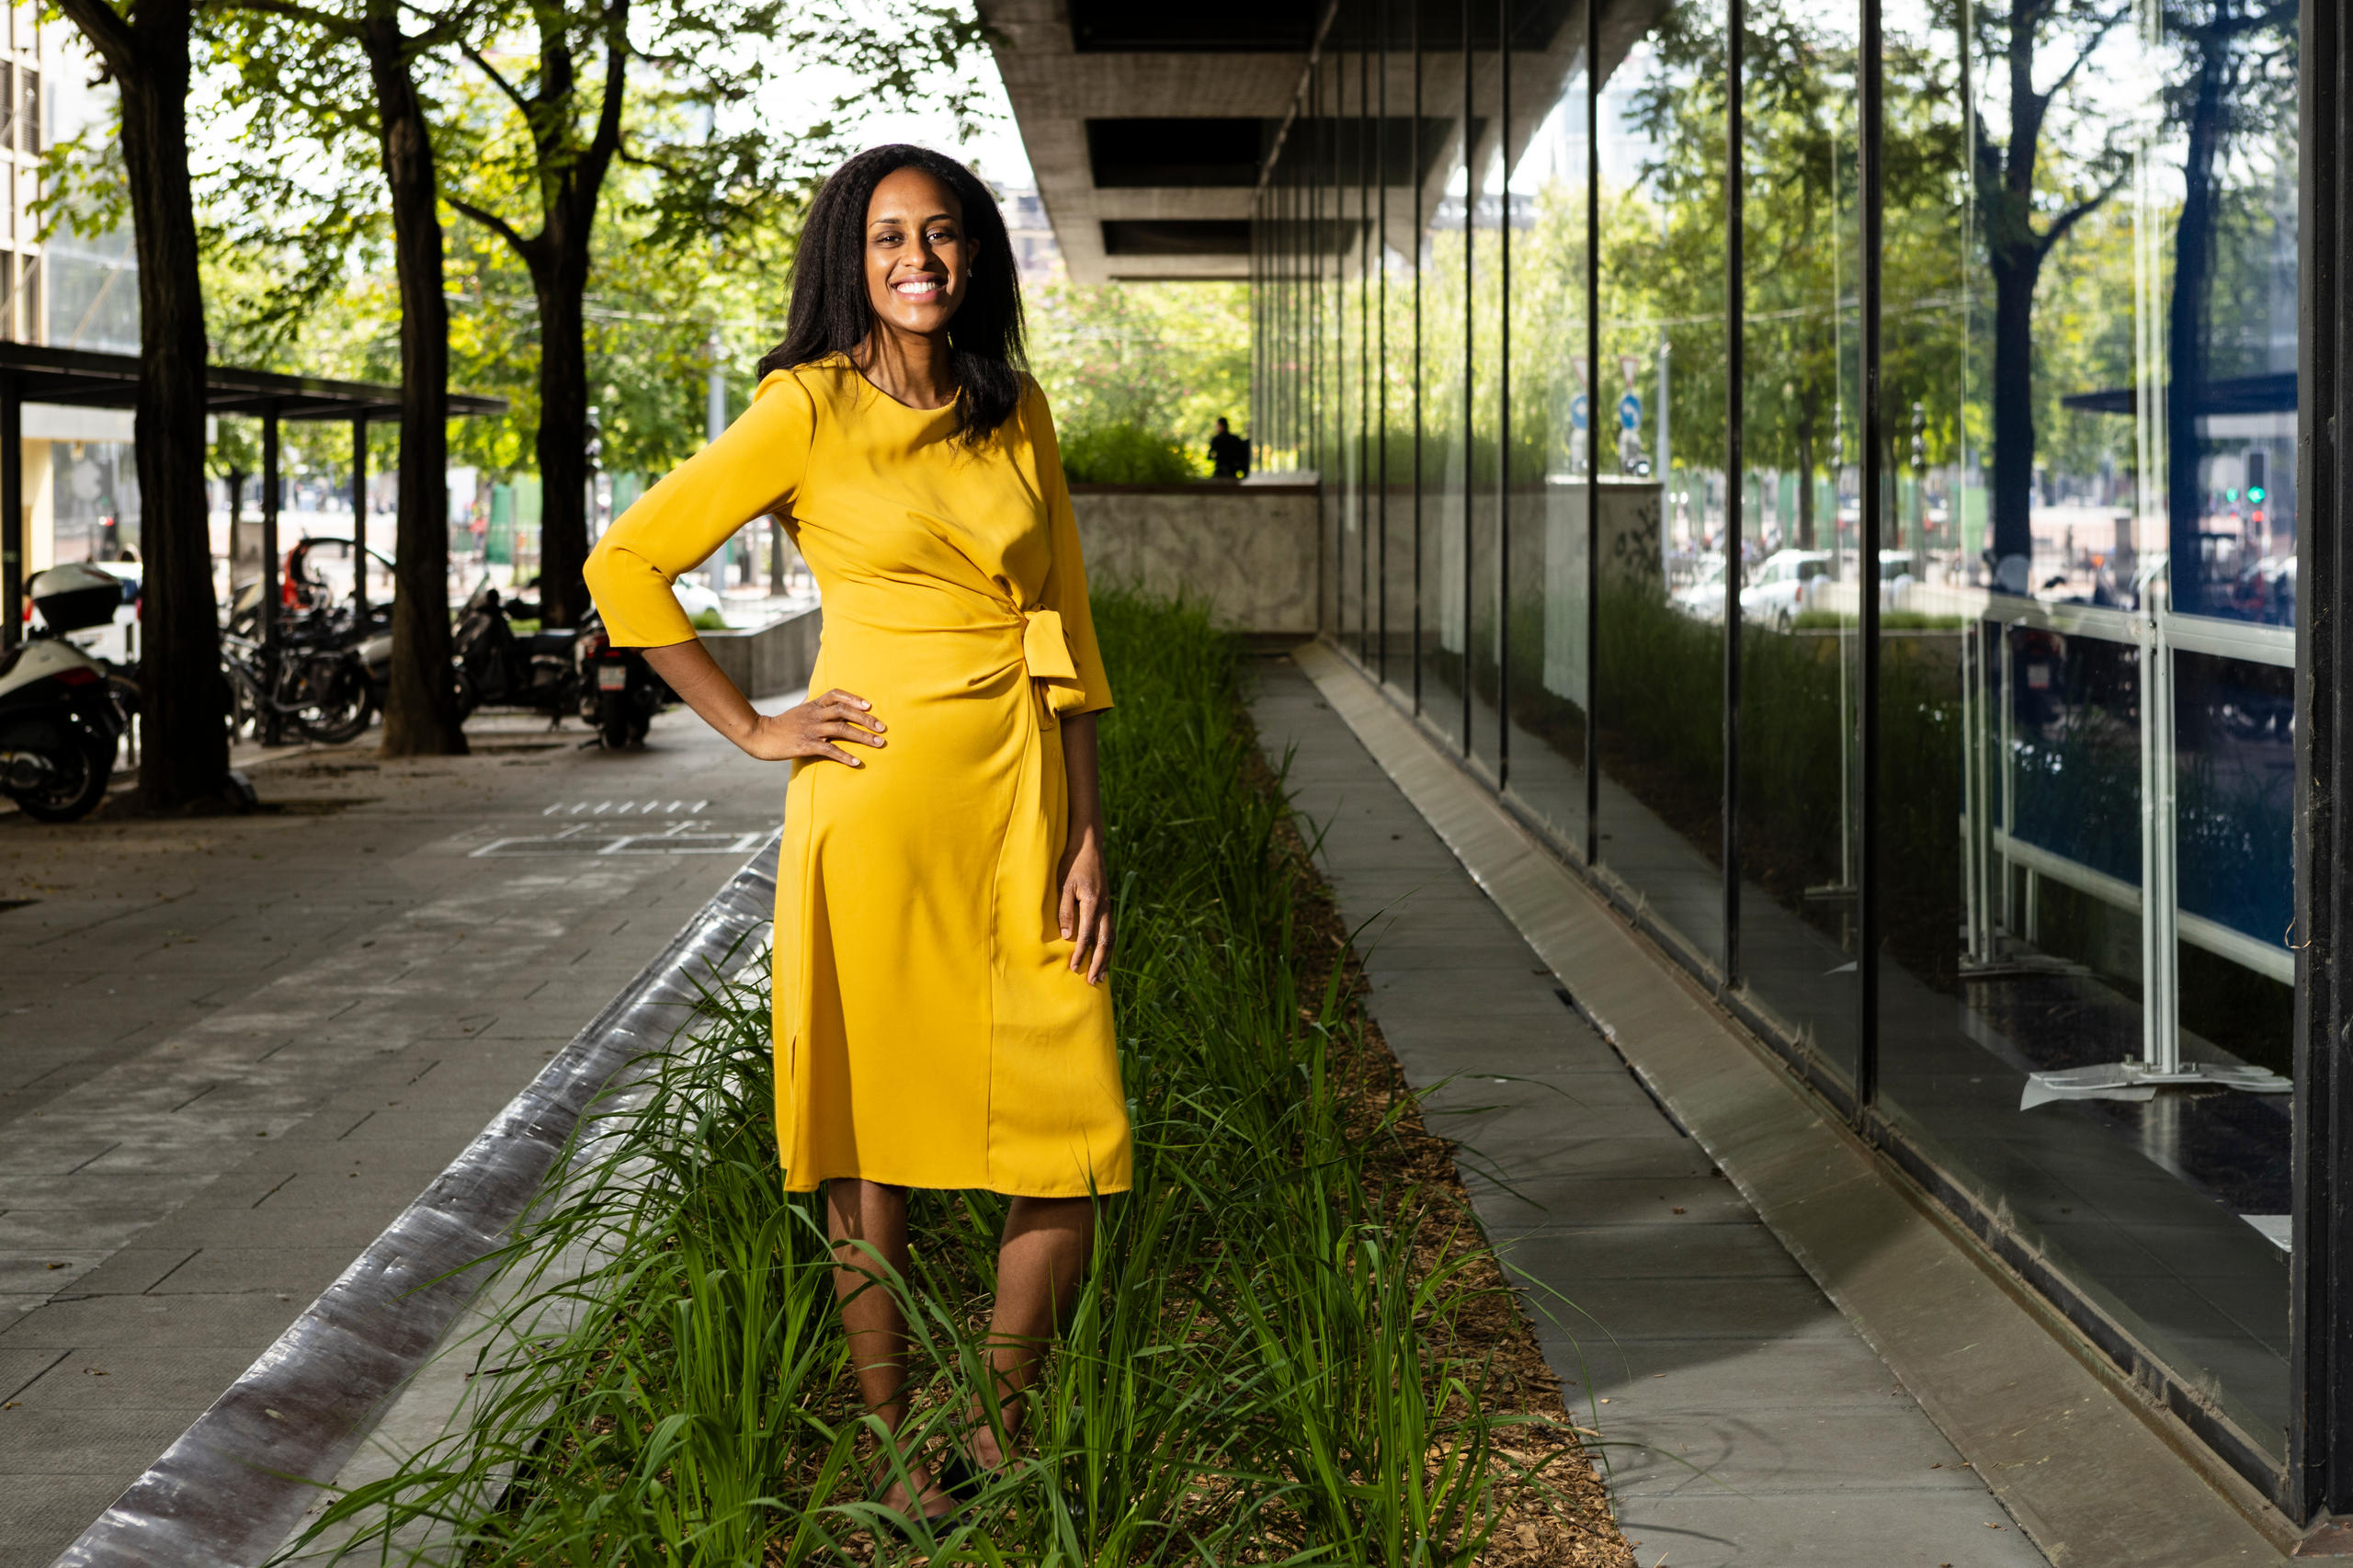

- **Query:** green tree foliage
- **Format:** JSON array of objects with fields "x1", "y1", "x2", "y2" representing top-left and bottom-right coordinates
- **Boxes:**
[{"x1": 1025, "y1": 276, "x2": 1248, "y2": 472}]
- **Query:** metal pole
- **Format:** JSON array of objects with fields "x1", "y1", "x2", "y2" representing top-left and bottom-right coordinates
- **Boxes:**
[
  {"x1": 707, "y1": 331, "x2": 727, "y2": 587},
  {"x1": 1724, "y1": 0, "x2": 1745, "y2": 983},
  {"x1": 1583, "y1": 0, "x2": 1600, "y2": 865},
  {"x1": 351, "y1": 415, "x2": 369, "y2": 617},
  {"x1": 0, "y1": 373, "x2": 17, "y2": 651},
  {"x1": 1412, "y1": 0, "x2": 1424, "y2": 715},
  {"x1": 1497, "y1": 0, "x2": 1512, "y2": 790},
  {"x1": 261, "y1": 407, "x2": 279, "y2": 653},
  {"x1": 1360, "y1": 40, "x2": 1372, "y2": 667},
  {"x1": 260, "y1": 405, "x2": 282, "y2": 748},
  {"x1": 1855, "y1": 0, "x2": 1884, "y2": 1118},
  {"x1": 1461, "y1": 0, "x2": 1473, "y2": 756},
  {"x1": 1377, "y1": 10, "x2": 1389, "y2": 686}
]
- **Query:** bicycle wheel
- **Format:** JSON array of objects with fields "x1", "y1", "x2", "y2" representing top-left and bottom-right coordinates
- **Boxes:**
[{"x1": 292, "y1": 652, "x2": 374, "y2": 744}]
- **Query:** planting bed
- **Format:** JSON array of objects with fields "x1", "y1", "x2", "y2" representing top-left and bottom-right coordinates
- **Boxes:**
[{"x1": 289, "y1": 593, "x2": 1629, "y2": 1566}]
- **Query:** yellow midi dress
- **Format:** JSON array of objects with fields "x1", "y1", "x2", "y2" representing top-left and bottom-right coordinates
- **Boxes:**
[{"x1": 583, "y1": 353, "x2": 1131, "y2": 1198}]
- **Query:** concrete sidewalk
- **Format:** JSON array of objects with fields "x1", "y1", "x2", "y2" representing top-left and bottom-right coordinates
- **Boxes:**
[
  {"x1": 1250, "y1": 655, "x2": 2054, "y2": 1568},
  {"x1": 0, "y1": 707, "x2": 796, "y2": 1566}
]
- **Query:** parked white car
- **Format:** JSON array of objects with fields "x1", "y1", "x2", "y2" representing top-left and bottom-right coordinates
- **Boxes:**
[
  {"x1": 672, "y1": 580, "x2": 728, "y2": 628},
  {"x1": 1741, "y1": 549, "x2": 1832, "y2": 631},
  {"x1": 1671, "y1": 553, "x2": 1729, "y2": 619}
]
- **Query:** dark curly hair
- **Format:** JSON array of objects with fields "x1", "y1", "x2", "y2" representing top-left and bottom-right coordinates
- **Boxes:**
[{"x1": 756, "y1": 144, "x2": 1028, "y2": 446}]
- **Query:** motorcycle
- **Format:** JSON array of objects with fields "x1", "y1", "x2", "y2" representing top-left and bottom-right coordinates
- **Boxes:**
[
  {"x1": 574, "y1": 609, "x2": 667, "y2": 749},
  {"x1": 1, "y1": 562, "x2": 131, "y2": 821},
  {"x1": 452, "y1": 579, "x2": 582, "y2": 722}
]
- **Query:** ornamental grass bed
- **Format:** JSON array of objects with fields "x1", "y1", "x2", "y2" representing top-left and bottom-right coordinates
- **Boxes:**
[{"x1": 291, "y1": 592, "x2": 1632, "y2": 1566}]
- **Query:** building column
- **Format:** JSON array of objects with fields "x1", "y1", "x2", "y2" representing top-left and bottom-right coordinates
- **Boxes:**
[
  {"x1": 351, "y1": 415, "x2": 369, "y2": 617},
  {"x1": 2291, "y1": 0, "x2": 2352, "y2": 1525},
  {"x1": 0, "y1": 372, "x2": 20, "y2": 650},
  {"x1": 258, "y1": 404, "x2": 280, "y2": 744}
]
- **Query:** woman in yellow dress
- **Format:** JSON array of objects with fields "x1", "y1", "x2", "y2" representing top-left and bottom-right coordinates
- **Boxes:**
[{"x1": 583, "y1": 144, "x2": 1130, "y2": 1530}]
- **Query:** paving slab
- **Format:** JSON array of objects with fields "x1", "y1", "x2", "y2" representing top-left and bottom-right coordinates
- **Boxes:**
[
  {"x1": 0, "y1": 700, "x2": 801, "y2": 1562},
  {"x1": 1253, "y1": 655, "x2": 2056, "y2": 1568}
]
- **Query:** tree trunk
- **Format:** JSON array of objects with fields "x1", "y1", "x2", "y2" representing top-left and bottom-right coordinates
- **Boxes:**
[
  {"x1": 1986, "y1": 243, "x2": 2040, "y2": 577},
  {"x1": 365, "y1": 12, "x2": 465, "y2": 756},
  {"x1": 534, "y1": 267, "x2": 591, "y2": 629},
  {"x1": 104, "y1": 0, "x2": 230, "y2": 810},
  {"x1": 1794, "y1": 398, "x2": 1816, "y2": 550},
  {"x1": 2166, "y1": 27, "x2": 2231, "y2": 616}
]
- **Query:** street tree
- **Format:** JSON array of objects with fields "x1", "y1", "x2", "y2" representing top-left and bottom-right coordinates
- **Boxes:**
[
  {"x1": 1967, "y1": 0, "x2": 2132, "y2": 575},
  {"x1": 440, "y1": 0, "x2": 986, "y2": 627},
  {"x1": 50, "y1": 0, "x2": 232, "y2": 809},
  {"x1": 2160, "y1": 0, "x2": 2295, "y2": 611},
  {"x1": 210, "y1": 0, "x2": 494, "y2": 756}
]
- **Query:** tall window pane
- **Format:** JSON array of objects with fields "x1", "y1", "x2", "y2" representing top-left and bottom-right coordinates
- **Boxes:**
[
  {"x1": 1420, "y1": 1, "x2": 1471, "y2": 745},
  {"x1": 1497, "y1": 0, "x2": 1589, "y2": 847},
  {"x1": 1467, "y1": 7, "x2": 1506, "y2": 778},
  {"x1": 1591, "y1": 0, "x2": 1729, "y2": 969},
  {"x1": 1336, "y1": 40, "x2": 1367, "y2": 659},
  {"x1": 1732, "y1": 0, "x2": 1864, "y2": 1085},
  {"x1": 1871, "y1": 0, "x2": 2295, "y2": 1459},
  {"x1": 1380, "y1": 4, "x2": 1418, "y2": 697}
]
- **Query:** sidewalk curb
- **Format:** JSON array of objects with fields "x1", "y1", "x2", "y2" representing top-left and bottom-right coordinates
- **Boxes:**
[{"x1": 49, "y1": 839, "x2": 779, "y2": 1568}]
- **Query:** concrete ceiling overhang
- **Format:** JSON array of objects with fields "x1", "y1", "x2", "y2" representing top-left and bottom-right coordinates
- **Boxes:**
[{"x1": 983, "y1": 0, "x2": 1669, "y2": 286}]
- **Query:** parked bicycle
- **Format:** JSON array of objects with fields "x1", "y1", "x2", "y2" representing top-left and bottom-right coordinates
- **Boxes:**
[{"x1": 222, "y1": 579, "x2": 375, "y2": 745}]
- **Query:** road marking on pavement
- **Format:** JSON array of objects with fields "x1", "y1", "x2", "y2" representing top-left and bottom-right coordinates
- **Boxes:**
[
  {"x1": 543, "y1": 799, "x2": 711, "y2": 816},
  {"x1": 473, "y1": 822, "x2": 778, "y2": 858}
]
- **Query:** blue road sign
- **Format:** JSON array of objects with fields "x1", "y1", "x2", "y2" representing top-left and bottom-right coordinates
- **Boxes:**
[
  {"x1": 1571, "y1": 393, "x2": 1589, "y2": 431},
  {"x1": 1619, "y1": 391, "x2": 1643, "y2": 430}
]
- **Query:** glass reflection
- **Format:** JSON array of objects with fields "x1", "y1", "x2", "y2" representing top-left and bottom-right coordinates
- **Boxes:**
[
  {"x1": 1870, "y1": 0, "x2": 2296, "y2": 1457},
  {"x1": 1499, "y1": 5, "x2": 1589, "y2": 850},
  {"x1": 1247, "y1": 0, "x2": 2307, "y2": 1477},
  {"x1": 1470, "y1": 31, "x2": 1506, "y2": 780},
  {"x1": 1590, "y1": 0, "x2": 1728, "y2": 967},
  {"x1": 1420, "y1": 17, "x2": 1470, "y2": 747},
  {"x1": 1733, "y1": 0, "x2": 1863, "y2": 1084},
  {"x1": 1379, "y1": 6, "x2": 1420, "y2": 700}
]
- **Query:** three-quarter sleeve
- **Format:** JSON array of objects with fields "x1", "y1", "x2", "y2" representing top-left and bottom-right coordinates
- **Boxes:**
[
  {"x1": 1027, "y1": 384, "x2": 1114, "y2": 717},
  {"x1": 583, "y1": 369, "x2": 817, "y2": 647}
]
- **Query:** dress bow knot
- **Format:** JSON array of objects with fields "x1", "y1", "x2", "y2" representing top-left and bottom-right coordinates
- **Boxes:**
[{"x1": 1019, "y1": 605, "x2": 1088, "y2": 718}]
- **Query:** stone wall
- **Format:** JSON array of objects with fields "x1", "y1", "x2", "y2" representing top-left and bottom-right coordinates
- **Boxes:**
[
  {"x1": 700, "y1": 603, "x2": 823, "y2": 699},
  {"x1": 704, "y1": 484, "x2": 1319, "y2": 697},
  {"x1": 1069, "y1": 482, "x2": 1320, "y2": 635}
]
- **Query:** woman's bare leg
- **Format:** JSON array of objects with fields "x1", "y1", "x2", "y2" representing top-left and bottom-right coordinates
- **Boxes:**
[
  {"x1": 827, "y1": 1178, "x2": 949, "y2": 1515},
  {"x1": 969, "y1": 1195, "x2": 1096, "y2": 1470}
]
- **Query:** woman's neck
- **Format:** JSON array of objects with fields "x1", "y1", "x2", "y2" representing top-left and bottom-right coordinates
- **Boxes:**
[{"x1": 851, "y1": 324, "x2": 955, "y2": 410}]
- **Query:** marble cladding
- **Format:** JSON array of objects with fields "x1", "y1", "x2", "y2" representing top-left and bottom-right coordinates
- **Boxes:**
[{"x1": 1072, "y1": 484, "x2": 1320, "y2": 635}]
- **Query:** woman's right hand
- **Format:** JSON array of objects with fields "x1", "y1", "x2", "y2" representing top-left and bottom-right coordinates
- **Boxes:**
[
  {"x1": 733, "y1": 682, "x2": 884, "y2": 762},
  {"x1": 738, "y1": 687, "x2": 887, "y2": 766}
]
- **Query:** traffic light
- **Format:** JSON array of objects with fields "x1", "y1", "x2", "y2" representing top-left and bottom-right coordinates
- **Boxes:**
[{"x1": 2247, "y1": 449, "x2": 2268, "y2": 505}]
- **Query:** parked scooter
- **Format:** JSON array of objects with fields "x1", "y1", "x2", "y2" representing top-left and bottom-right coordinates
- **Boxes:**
[
  {"x1": 452, "y1": 579, "x2": 581, "y2": 722},
  {"x1": 1, "y1": 563, "x2": 131, "y2": 821},
  {"x1": 574, "y1": 608, "x2": 667, "y2": 749}
]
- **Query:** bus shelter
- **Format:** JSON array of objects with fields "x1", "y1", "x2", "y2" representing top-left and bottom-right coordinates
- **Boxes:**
[{"x1": 0, "y1": 340, "x2": 506, "y2": 650}]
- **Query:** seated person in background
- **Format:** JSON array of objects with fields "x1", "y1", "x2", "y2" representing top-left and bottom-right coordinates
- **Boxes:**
[{"x1": 1208, "y1": 417, "x2": 1251, "y2": 480}]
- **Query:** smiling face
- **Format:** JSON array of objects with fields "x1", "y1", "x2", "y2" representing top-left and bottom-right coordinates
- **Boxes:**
[{"x1": 862, "y1": 166, "x2": 970, "y2": 339}]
